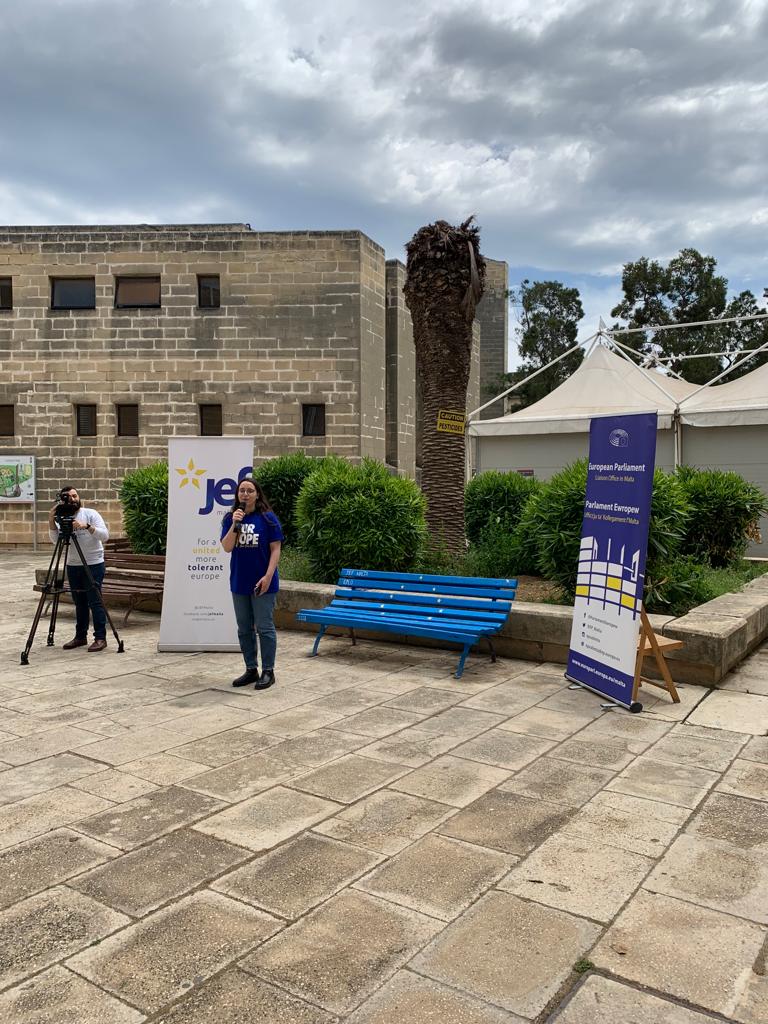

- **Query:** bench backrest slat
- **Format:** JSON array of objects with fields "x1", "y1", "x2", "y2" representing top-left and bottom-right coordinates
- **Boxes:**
[
  {"x1": 334, "y1": 588, "x2": 513, "y2": 613},
  {"x1": 340, "y1": 568, "x2": 517, "y2": 590},
  {"x1": 338, "y1": 578, "x2": 515, "y2": 601},
  {"x1": 329, "y1": 599, "x2": 509, "y2": 624}
]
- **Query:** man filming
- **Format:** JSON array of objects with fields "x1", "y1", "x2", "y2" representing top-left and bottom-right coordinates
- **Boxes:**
[{"x1": 48, "y1": 485, "x2": 109, "y2": 651}]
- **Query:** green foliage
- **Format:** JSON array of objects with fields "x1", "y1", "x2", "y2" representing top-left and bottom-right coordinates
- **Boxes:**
[
  {"x1": 277, "y1": 545, "x2": 318, "y2": 583},
  {"x1": 253, "y1": 453, "x2": 326, "y2": 546},
  {"x1": 464, "y1": 522, "x2": 521, "y2": 579},
  {"x1": 675, "y1": 466, "x2": 768, "y2": 567},
  {"x1": 497, "y1": 280, "x2": 585, "y2": 409},
  {"x1": 465, "y1": 471, "x2": 541, "y2": 544},
  {"x1": 644, "y1": 555, "x2": 716, "y2": 616},
  {"x1": 512, "y1": 461, "x2": 690, "y2": 600},
  {"x1": 119, "y1": 462, "x2": 168, "y2": 555},
  {"x1": 295, "y1": 457, "x2": 427, "y2": 582},
  {"x1": 610, "y1": 247, "x2": 768, "y2": 383}
]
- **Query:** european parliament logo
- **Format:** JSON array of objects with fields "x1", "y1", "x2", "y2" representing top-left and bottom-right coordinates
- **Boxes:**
[{"x1": 575, "y1": 535, "x2": 642, "y2": 618}]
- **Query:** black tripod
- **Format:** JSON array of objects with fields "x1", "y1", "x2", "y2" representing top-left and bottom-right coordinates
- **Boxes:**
[{"x1": 21, "y1": 517, "x2": 125, "y2": 665}]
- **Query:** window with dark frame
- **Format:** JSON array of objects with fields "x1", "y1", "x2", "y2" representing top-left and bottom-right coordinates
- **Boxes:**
[
  {"x1": 76, "y1": 404, "x2": 97, "y2": 438},
  {"x1": 0, "y1": 278, "x2": 12, "y2": 309},
  {"x1": 51, "y1": 278, "x2": 96, "y2": 310},
  {"x1": 302, "y1": 403, "x2": 326, "y2": 437},
  {"x1": 0, "y1": 405, "x2": 15, "y2": 435},
  {"x1": 116, "y1": 404, "x2": 139, "y2": 437},
  {"x1": 199, "y1": 404, "x2": 223, "y2": 436},
  {"x1": 114, "y1": 276, "x2": 161, "y2": 309},
  {"x1": 198, "y1": 275, "x2": 221, "y2": 308}
]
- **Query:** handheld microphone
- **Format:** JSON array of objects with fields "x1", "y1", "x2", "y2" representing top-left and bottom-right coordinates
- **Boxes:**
[{"x1": 233, "y1": 502, "x2": 244, "y2": 535}]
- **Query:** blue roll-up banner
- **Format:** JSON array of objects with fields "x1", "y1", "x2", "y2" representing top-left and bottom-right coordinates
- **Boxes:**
[{"x1": 566, "y1": 412, "x2": 658, "y2": 710}]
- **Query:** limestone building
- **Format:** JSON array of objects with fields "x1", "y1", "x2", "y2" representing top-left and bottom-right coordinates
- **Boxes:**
[{"x1": 0, "y1": 224, "x2": 507, "y2": 546}]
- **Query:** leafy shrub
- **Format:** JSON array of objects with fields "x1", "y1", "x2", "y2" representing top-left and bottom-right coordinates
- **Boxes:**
[
  {"x1": 119, "y1": 462, "x2": 168, "y2": 554},
  {"x1": 464, "y1": 471, "x2": 541, "y2": 544},
  {"x1": 254, "y1": 453, "x2": 326, "y2": 545},
  {"x1": 507, "y1": 488, "x2": 546, "y2": 575},
  {"x1": 514, "y1": 460, "x2": 690, "y2": 600},
  {"x1": 295, "y1": 456, "x2": 427, "y2": 582},
  {"x1": 675, "y1": 466, "x2": 767, "y2": 567},
  {"x1": 464, "y1": 522, "x2": 521, "y2": 579},
  {"x1": 644, "y1": 555, "x2": 717, "y2": 616}
]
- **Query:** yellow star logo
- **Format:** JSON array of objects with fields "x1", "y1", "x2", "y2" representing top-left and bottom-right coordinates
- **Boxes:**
[{"x1": 175, "y1": 458, "x2": 207, "y2": 489}]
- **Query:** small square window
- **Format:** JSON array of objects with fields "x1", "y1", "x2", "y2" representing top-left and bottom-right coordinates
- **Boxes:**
[
  {"x1": 302, "y1": 403, "x2": 326, "y2": 437},
  {"x1": 76, "y1": 404, "x2": 97, "y2": 437},
  {"x1": 116, "y1": 404, "x2": 139, "y2": 437},
  {"x1": 0, "y1": 278, "x2": 12, "y2": 309},
  {"x1": 200, "y1": 404, "x2": 222, "y2": 436},
  {"x1": 0, "y1": 404, "x2": 14, "y2": 435},
  {"x1": 198, "y1": 275, "x2": 221, "y2": 308},
  {"x1": 51, "y1": 278, "x2": 96, "y2": 310},
  {"x1": 115, "y1": 276, "x2": 161, "y2": 309}
]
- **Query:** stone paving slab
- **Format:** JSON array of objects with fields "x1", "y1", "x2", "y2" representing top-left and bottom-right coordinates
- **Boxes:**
[
  {"x1": 2, "y1": 553, "x2": 768, "y2": 1023},
  {"x1": 68, "y1": 890, "x2": 281, "y2": 1014},
  {"x1": 71, "y1": 828, "x2": 251, "y2": 917},
  {"x1": 354, "y1": 833, "x2": 514, "y2": 921},
  {"x1": 347, "y1": 970, "x2": 521, "y2": 1023},
  {"x1": 152, "y1": 968, "x2": 337, "y2": 1024},
  {"x1": 551, "y1": 974, "x2": 718, "y2": 1023},
  {"x1": 591, "y1": 889, "x2": 767, "y2": 1020},
  {"x1": 0, "y1": 885, "x2": 129, "y2": 990},
  {"x1": 241, "y1": 889, "x2": 442, "y2": 1015},
  {"x1": 0, "y1": 966, "x2": 146, "y2": 1024},
  {"x1": 0, "y1": 828, "x2": 118, "y2": 910},
  {"x1": 212, "y1": 832, "x2": 381, "y2": 919},
  {"x1": 644, "y1": 832, "x2": 768, "y2": 924},
  {"x1": 412, "y1": 890, "x2": 601, "y2": 1018}
]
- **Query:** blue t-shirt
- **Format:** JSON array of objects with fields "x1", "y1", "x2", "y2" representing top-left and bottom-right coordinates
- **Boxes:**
[{"x1": 221, "y1": 510, "x2": 284, "y2": 596}]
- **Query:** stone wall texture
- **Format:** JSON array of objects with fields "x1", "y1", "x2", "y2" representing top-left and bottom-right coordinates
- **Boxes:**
[{"x1": 0, "y1": 224, "x2": 506, "y2": 546}]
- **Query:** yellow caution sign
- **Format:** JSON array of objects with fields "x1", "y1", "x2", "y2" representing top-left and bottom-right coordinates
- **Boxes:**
[{"x1": 436, "y1": 410, "x2": 466, "y2": 435}]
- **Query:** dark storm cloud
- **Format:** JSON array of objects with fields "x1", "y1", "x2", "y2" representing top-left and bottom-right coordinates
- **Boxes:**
[{"x1": 1, "y1": 0, "x2": 766, "y2": 318}]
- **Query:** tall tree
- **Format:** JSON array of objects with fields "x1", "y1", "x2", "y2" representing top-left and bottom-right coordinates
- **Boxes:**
[
  {"x1": 510, "y1": 280, "x2": 585, "y2": 408},
  {"x1": 718, "y1": 290, "x2": 768, "y2": 380},
  {"x1": 404, "y1": 218, "x2": 486, "y2": 552},
  {"x1": 611, "y1": 248, "x2": 728, "y2": 383}
]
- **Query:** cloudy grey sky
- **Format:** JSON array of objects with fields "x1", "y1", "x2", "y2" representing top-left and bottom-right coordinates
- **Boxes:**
[{"x1": 2, "y1": 0, "x2": 766, "y2": 349}]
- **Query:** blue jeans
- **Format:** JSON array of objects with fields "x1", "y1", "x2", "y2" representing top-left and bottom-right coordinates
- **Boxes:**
[
  {"x1": 231, "y1": 591, "x2": 277, "y2": 671},
  {"x1": 67, "y1": 562, "x2": 107, "y2": 641}
]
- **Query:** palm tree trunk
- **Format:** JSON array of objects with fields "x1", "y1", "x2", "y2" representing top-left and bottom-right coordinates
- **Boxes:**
[{"x1": 405, "y1": 218, "x2": 486, "y2": 554}]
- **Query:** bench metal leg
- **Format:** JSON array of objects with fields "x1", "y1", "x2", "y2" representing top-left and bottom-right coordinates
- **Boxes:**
[
  {"x1": 311, "y1": 625, "x2": 327, "y2": 657},
  {"x1": 486, "y1": 637, "x2": 497, "y2": 663},
  {"x1": 455, "y1": 643, "x2": 471, "y2": 679},
  {"x1": 350, "y1": 628, "x2": 357, "y2": 646}
]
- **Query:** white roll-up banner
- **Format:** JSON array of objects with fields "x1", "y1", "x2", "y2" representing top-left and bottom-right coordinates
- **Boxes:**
[{"x1": 158, "y1": 436, "x2": 254, "y2": 652}]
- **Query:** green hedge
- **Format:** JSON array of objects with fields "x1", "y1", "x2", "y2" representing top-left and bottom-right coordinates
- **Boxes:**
[
  {"x1": 510, "y1": 460, "x2": 691, "y2": 601},
  {"x1": 253, "y1": 453, "x2": 326, "y2": 545},
  {"x1": 295, "y1": 456, "x2": 427, "y2": 582},
  {"x1": 676, "y1": 466, "x2": 767, "y2": 567},
  {"x1": 119, "y1": 462, "x2": 168, "y2": 555},
  {"x1": 465, "y1": 471, "x2": 540, "y2": 544}
]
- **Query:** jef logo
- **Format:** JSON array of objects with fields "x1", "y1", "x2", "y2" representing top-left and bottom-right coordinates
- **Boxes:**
[
  {"x1": 197, "y1": 465, "x2": 253, "y2": 515},
  {"x1": 175, "y1": 459, "x2": 207, "y2": 489}
]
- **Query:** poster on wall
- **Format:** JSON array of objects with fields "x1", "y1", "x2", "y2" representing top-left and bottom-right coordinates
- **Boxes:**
[
  {"x1": 158, "y1": 437, "x2": 254, "y2": 652},
  {"x1": 0, "y1": 456, "x2": 35, "y2": 502},
  {"x1": 566, "y1": 412, "x2": 658, "y2": 710}
]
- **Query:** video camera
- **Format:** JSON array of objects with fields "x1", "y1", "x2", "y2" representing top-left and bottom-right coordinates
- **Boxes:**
[{"x1": 54, "y1": 490, "x2": 78, "y2": 536}]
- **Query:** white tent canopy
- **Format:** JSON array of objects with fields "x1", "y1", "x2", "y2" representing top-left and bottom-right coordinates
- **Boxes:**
[
  {"x1": 469, "y1": 344, "x2": 699, "y2": 437},
  {"x1": 680, "y1": 360, "x2": 768, "y2": 427}
]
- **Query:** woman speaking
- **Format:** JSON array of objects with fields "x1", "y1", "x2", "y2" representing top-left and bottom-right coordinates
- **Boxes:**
[{"x1": 220, "y1": 477, "x2": 284, "y2": 689}]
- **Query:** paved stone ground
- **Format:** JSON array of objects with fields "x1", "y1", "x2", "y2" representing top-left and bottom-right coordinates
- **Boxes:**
[{"x1": 1, "y1": 552, "x2": 767, "y2": 1023}]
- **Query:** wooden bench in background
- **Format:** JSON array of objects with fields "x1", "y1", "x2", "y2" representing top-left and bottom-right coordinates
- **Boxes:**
[
  {"x1": 296, "y1": 568, "x2": 517, "y2": 679},
  {"x1": 34, "y1": 541, "x2": 165, "y2": 624}
]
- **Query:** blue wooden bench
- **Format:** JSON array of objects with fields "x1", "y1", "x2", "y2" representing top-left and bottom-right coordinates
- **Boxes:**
[{"x1": 296, "y1": 568, "x2": 517, "y2": 679}]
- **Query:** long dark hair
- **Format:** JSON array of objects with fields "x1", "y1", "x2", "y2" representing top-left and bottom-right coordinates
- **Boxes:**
[{"x1": 229, "y1": 477, "x2": 272, "y2": 515}]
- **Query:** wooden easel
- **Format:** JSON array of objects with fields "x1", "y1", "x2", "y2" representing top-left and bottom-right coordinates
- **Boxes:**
[{"x1": 633, "y1": 606, "x2": 683, "y2": 704}]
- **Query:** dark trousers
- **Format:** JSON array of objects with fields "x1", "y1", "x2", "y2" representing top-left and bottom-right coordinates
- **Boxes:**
[{"x1": 66, "y1": 562, "x2": 107, "y2": 640}]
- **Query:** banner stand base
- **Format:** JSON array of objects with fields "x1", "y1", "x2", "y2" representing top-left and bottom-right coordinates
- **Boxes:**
[{"x1": 564, "y1": 675, "x2": 643, "y2": 714}]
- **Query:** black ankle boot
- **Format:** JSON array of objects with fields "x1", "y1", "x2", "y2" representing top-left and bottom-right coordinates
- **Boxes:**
[
  {"x1": 255, "y1": 668, "x2": 275, "y2": 689},
  {"x1": 232, "y1": 668, "x2": 260, "y2": 687}
]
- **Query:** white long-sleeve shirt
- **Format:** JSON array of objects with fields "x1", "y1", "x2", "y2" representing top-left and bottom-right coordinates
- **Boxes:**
[{"x1": 49, "y1": 507, "x2": 109, "y2": 566}]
